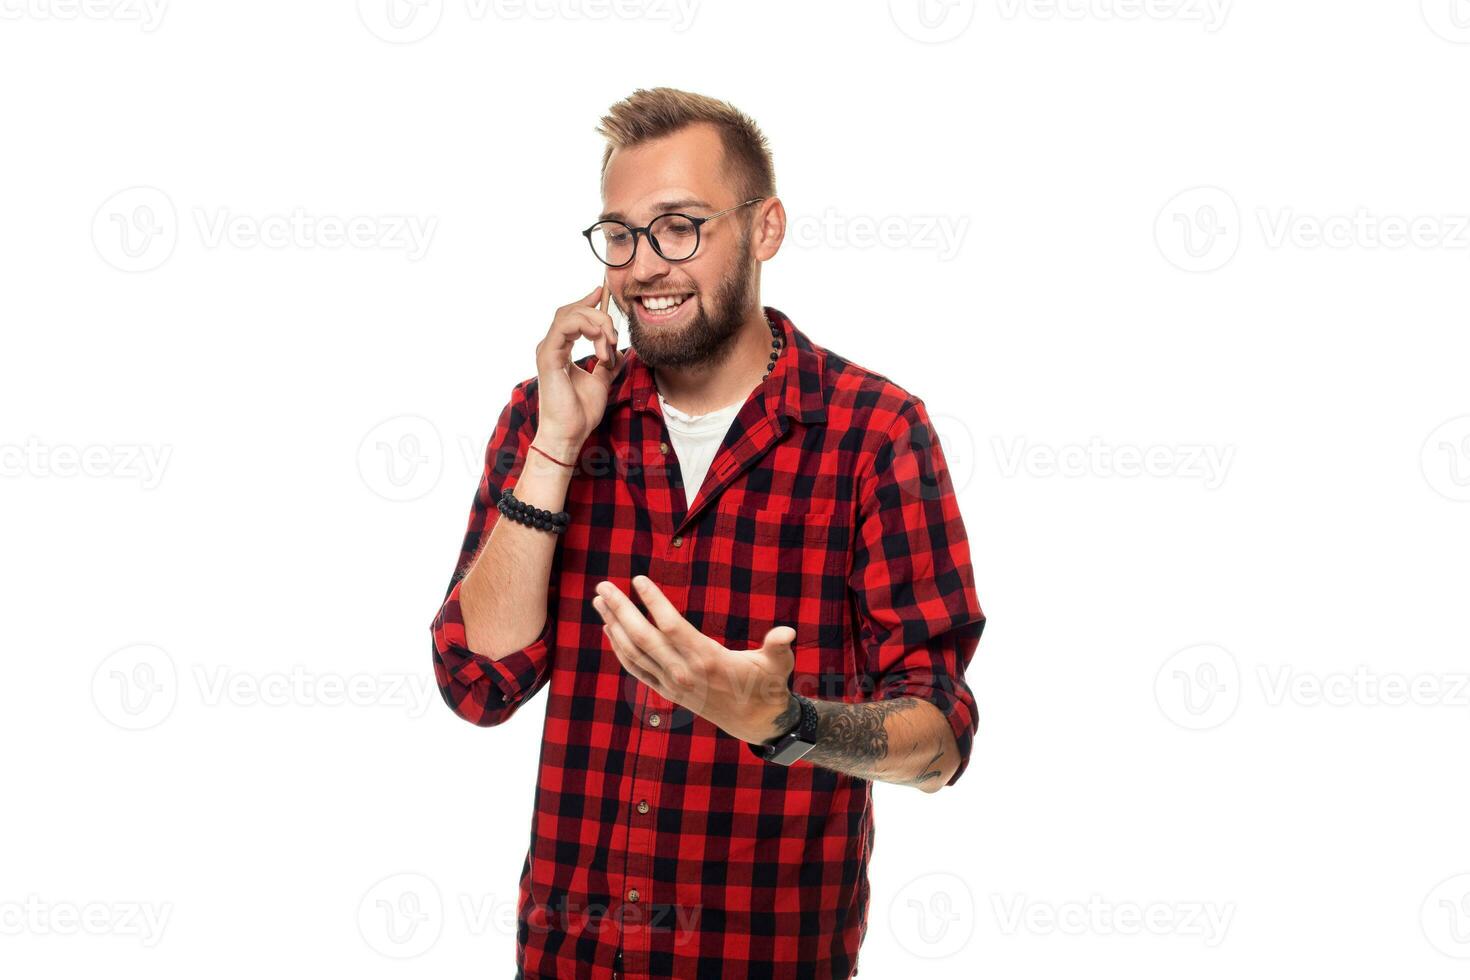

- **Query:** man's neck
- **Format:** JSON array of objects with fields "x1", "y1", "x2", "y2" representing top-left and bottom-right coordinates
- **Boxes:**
[{"x1": 652, "y1": 307, "x2": 772, "y2": 416}]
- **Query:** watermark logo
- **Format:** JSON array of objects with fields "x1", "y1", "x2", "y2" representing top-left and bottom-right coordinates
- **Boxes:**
[
  {"x1": 928, "y1": 411, "x2": 978, "y2": 497},
  {"x1": 890, "y1": 0, "x2": 976, "y2": 43},
  {"x1": 92, "y1": 186, "x2": 177, "y2": 273},
  {"x1": 1155, "y1": 643, "x2": 1240, "y2": 730},
  {"x1": 192, "y1": 665, "x2": 434, "y2": 716},
  {"x1": 358, "y1": 415, "x2": 444, "y2": 502},
  {"x1": 359, "y1": 873, "x2": 444, "y2": 958},
  {"x1": 993, "y1": 437, "x2": 1234, "y2": 489},
  {"x1": 192, "y1": 208, "x2": 436, "y2": 259},
  {"x1": 1422, "y1": 0, "x2": 1470, "y2": 43},
  {"x1": 1422, "y1": 416, "x2": 1470, "y2": 502},
  {"x1": 0, "y1": 896, "x2": 173, "y2": 946},
  {"x1": 1422, "y1": 874, "x2": 1470, "y2": 958},
  {"x1": 91, "y1": 643, "x2": 178, "y2": 731},
  {"x1": 358, "y1": 0, "x2": 444, "y2": 42},
  {"x1": 1159, "y1": 187, "x2": 1470, "y2": 271},
  {"x1": 1257, "y1": 208, "x2": 1470, "y2": 251},
  {"x1": 1155, "y1": 186, "x2": 1240, "y2": 273},
  {"x1": 0, "y1": 0, "x2": 168, "y2": 30},
  {"x1": 93, "y1": 187, "x2": 437, "y2": 271},
  {"x1": 889, "y1": 871, "x2": 976, "y2": 959},
  {"x1": 0, "y1": 438, "x2": 172, "y2": 488},
  {"x1": 786, "y1": 209, "x2": 970, "y2": 260},
  {"x1": 1257, "y1": 666, "x2": 1470, "y2": 710},
  {"x1": 992, "y1": 894, "x2": 1234, "y2": 946},
  {"x1": 995, "y1": 0, "x2": 1230, "y2": 31},
  {"x1": 1159, "y1": 651, "x2": 1470, "y2": 728},
  {"x1": 93, "y1": 645, "x2": 436, "y2": 727},
  {"x1": 359, "y1": 0, "x2": 698, "y2": 42}
]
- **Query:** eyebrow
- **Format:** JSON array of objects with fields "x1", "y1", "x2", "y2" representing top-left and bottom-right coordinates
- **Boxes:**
[{"x1": 598, "y1": 198, "x2": 713, "y2": 222}]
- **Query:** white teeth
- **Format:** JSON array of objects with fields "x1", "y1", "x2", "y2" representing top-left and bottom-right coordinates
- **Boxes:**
[{"x1": 640, "y1": 294, "x2": 690, "y2": 311}]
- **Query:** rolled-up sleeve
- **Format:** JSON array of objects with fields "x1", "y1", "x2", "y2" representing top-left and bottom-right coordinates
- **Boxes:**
[
  {"x1": 849, "y1": 397, "x2": 985, "y2": 786},
  {"x1": 431, "y1": 379, "x2": 559, "y2": 727}
]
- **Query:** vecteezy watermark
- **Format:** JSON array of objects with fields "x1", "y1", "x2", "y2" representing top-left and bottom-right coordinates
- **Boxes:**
[
  {"x1": 359, "y1": 872, "x2": 704, "y2": 959},
  {"x1": 92, "y1": 186, "x2": 177, "y2": 273},
  {"x1": 1155, "y1": 644, "x2": 1241, "y2": 731},
  {"x1": 991, "y1": 894, "x2": 1235, "y2": 947},
  {"x1": 92, "y1": 644, "x2": 436, "y2": 730},
  {"x1": 193, "y1": 208, "x2": 436, "y2": 260},
  {"x1": 0, "y1": 438, "x2": 172, "y2": 488},
  {"x1": 92, "y1": 643, "x2": 179, "y2": 731},
  {"x1": 888, "y1": 872, "x2": 976, "y2": 959},
  {"x1": 889, "y1": 0, "x2": 976, "y2": 43},
  {"x1": 1155, "y1": 186, "x2": 1241, "y2": 273},
  {"x1": 365, "y1": 407, "x2": 978, "y2": 507},
  {"x1": 995, "y1": 0, "x2": 1231, "y2": 31},
  {"x1": 1257, "y1": 208, "x2": 1470, "y2": 251},
  {"x1": 1421, "y1": 415, "x2": 1470, "y2": 502},
  {"x1": 358, "y1": 415, "x2": 444, "y2": 503},
  {"x1": 786, "y1": 209, "x2": 970, "y2": 261},
  {"x1": 1422, "y1": 0, "x2": 1470, "y2": 43},
  {"x1": 992, "y1": 436, "x2": 1235, "y2": 489},
  {"x1": 0, "y1": 0, "x2": 168, "y2": 30},
  {"x1": 92, "y1": 187, "x2": 437, "y2": 272},
  {"x1": 0, "y1": 896, "x2": 174, "y2": 947},
  {"x1": 357, "y1": 0, "x2": 698, "y2": 43},
  {"x1": 1422, "y1": 874, "x2": 1470, "y2": 959},
  {"x1": 1158, "y1": 186, "x2": 1470, "y2": 272},
  {"x1": 191, "y1": 665, "x2": 435, "y2": 716},
  {"x1": 1257, "y1": 665, "x2": 1470, "y2": 709},
  {"x1": 359, "y1": 873, "x2": 444, "y2": 959},
  {"x1": 1157, "y1": 646, "x2": 1470, "y2": 730}
]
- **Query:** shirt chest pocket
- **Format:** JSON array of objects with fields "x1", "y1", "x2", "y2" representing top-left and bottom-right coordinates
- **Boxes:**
[{"x1": 706, "y1": 505, "x2": 848, "y2": 650}]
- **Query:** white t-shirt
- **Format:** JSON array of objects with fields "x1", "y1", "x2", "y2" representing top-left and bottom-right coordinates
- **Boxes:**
[{"x1": 657, "y1": 390, "x2": 746, "y2": 508}]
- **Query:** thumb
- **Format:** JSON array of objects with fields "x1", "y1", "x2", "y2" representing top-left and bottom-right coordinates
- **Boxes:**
[{"x1": 762, "y1": 626, "x2": 797, "y2": 652}]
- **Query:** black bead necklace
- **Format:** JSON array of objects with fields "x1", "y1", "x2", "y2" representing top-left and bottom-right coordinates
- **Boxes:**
[
  {"x1": 761, "y1": 315, "x2": 783, "y2": 382},
  {"x1": 654, "y1": 316, "x2": 784, "y2": 404}
]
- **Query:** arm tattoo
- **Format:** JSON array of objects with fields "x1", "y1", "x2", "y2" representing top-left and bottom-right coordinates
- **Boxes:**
[{"x1": 797, "y1": 696, "x2": 952, "y2": 789}]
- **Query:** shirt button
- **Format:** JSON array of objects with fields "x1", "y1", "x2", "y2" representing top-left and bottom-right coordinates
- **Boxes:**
[
  {"x1": 636, "y1": 800, "x2": 650, "y2": 814},
  {"x1": 648, "y1": 713, "x2": 661, "y2": 728},
  {"x1": 627, "y1": 888, "x2": 640, "y2": 903},
  {"x1": 659, "y1": 442, "x2": 669, "y2": 454},
  {"x1": 672, "y1": 535, "x2": 683, "y2": 547}
]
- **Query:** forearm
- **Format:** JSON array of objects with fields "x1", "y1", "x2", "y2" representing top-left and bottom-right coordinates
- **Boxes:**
[
  {"x1": 785, "y1": 695, "x2": 960, "y2": 792},
  {"x1": 458, "y1": 435, "x2": 578, "y2": 659}
]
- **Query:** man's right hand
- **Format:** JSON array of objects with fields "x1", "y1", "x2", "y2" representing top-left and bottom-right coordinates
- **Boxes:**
[{"x1": 532, "y1": 282, "x2": 621, "y2": 458}]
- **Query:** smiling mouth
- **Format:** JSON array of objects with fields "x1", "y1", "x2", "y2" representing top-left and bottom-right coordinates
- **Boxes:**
[{"x1": 635, "y1": 293, "x2": 695, "y2": 319}]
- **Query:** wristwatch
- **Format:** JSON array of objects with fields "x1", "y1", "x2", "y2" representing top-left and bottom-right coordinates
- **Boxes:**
[{"x1": 751, "y1": 693, "x2": 819, "y2": 765}]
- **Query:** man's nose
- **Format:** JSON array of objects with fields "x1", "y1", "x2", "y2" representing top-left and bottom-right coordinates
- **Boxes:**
[{"x1": 629, "y1": 232, "x2": 673, "y2": 281}]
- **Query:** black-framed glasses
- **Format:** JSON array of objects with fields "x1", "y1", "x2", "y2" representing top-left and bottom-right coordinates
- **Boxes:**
[{"x1": 581, "y1": 197, "x2": 765, "y2": 268}]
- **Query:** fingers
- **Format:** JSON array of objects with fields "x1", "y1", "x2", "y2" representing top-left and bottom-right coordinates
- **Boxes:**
[
  {"x1": 600, "y1": 606, "x2": 667, "y2": 691},
  {"x1": 631, "y1": 575, "x2": 689, "y2": 634},
  {"x1": 593, "y1": 582, "x2": 679, "y2": 677},
  {"x1": 566, "y1": 306, "x2": 618, "y2": 370},
  {"x1": 540, "y1": 302, "x2": 618, "y2": 374}
]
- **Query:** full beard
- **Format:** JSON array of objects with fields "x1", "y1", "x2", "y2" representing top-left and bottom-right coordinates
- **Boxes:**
[{"x1": 623, "y1": 235, "x2": 756, "y2": 371}]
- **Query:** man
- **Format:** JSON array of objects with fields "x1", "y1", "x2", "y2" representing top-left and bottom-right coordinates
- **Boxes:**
[{"x1": 430, "y1": 87, "x2": 985, "y2": 980}]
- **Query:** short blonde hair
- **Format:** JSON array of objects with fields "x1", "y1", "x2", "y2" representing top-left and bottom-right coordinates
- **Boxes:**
[{"x1": 595, "y1": 87, "x2": 776, "y2": 203}]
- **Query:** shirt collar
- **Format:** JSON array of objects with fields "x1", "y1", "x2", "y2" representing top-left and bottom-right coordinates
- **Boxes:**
[{"x1": 607, "y1": 305, "x2": 827, "y2": 425}]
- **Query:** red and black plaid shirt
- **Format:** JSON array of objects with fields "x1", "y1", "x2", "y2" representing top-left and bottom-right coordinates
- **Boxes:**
[{"x1": 431, "y1": 306, "x2": 984, "y2": 979}]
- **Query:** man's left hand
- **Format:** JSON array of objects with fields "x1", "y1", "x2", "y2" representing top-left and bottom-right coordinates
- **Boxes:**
[{"x1": 592, "y1": 575, "x2": 798, "y2": 745}]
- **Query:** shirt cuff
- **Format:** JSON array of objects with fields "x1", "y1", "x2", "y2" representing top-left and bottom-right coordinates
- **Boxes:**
[{"x1": 432, "y1": 578, "x2": 554, "y2": 702}]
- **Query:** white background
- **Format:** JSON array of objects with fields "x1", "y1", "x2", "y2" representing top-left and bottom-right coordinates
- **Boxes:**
[{"x1": 3, "y1": 1, "x2": 1469, "y2": 977}]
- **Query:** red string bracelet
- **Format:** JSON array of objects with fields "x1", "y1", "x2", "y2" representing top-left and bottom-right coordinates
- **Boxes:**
[{"x1": 528, "y1": 443, "x2": 576, "y2": 468}]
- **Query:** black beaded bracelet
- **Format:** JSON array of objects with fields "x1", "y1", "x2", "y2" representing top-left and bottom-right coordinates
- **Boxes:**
[{"x1": 497, "y1": 487, "x2": 570, "y2": 535}]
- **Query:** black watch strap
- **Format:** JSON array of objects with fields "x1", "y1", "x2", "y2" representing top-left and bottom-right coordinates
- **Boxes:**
[{"x1": 752, "y1": 693, "x2": 819, "y2": 766}]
